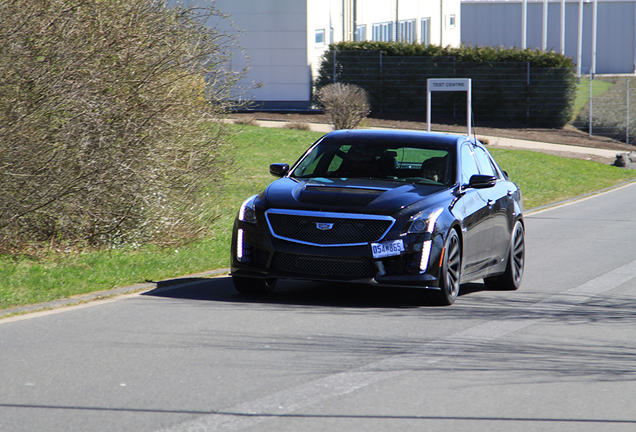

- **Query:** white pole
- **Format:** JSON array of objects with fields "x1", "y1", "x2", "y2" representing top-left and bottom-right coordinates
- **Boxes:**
[
  {"x1": 427, "y1": 87, "x2": 432, "y2": 132},
  {"x1": 577, "y1": 0, "x2": 584, "y2": 79},
  {"x1": 560, "y1": 0, "x2": 566, "y2": 55},
  {"x1": 467, "y1": 80, "x2": 472, "y2": 137},
  {"x1": 522, "y1": 0, "x2": 527, "y2": 49},
  {"x1": 542, "y1": 0, "x2": 548, "y2": 51},
  {"x1": 440, "y1": 0, "x2": 443, "y2": 46},
  {"x1": 591, "y1": 0, "x2": 598, "y2": 75}
]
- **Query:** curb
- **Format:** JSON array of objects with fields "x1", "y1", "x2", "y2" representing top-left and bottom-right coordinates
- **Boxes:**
[{"x1": 0, "y1": 268, "x2": 230, "y2": 320}]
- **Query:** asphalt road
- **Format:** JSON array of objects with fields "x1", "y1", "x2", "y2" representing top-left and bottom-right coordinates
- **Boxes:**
[{"x1": 2, "y1": 183, "x2": 636, "y2": 432}]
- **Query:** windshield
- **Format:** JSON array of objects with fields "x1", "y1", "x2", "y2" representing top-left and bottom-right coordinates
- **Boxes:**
[{"x1": 291, "y1": 140, "x2": 455, "y2": 186}]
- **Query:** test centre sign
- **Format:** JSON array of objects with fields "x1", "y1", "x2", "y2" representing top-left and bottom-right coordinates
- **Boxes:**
[{"x1": 427, "y1": 78, "x2": 472, "y2": 136}]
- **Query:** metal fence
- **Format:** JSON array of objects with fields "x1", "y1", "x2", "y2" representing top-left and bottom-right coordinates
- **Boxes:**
[
  {"x1": 318, "y1": 51, "x2": 575, "y2": 127},
  {"x1": 571, "y1": 75, "x2": 636, "y2": 144}
]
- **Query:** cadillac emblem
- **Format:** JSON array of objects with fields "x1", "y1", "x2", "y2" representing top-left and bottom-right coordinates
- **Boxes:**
[{"x1": 316, "y1": 222, "x2": 334, "y2": 230}]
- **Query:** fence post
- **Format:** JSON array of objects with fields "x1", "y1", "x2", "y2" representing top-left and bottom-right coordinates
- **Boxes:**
[
  {"x1": 526, "y1": 63, "x2": 530, "y2": 122},
  {"x1": 333, "y1": 51, "x2": 337, "y2": 83},
  {"x1": 589, "y1": 72, "x2": 593, "y2": 136},
  {"x1": 379, "y1": 50, "x2": 383, "y2": 113},
  {"x1": 627, "y1": 79, "x2": 630, "y2": 144}
]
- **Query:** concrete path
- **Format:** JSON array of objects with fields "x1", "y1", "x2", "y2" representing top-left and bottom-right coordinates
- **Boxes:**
[{"x1": 251, "y1": 119, "x2": 621, "y2": 160}]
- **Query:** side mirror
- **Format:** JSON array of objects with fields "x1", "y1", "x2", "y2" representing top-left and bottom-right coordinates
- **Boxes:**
[
  {"x1": 269, "y1": 163, "x2": 289, "y2": 177},
  {"x1": 468, "y1": 174, "x2": 497, "y2": 189}
]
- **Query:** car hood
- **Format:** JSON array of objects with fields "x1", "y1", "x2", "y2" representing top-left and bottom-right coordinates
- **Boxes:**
[{"x1": 263, "y1": 177, "x2": 449, "y2": 215}]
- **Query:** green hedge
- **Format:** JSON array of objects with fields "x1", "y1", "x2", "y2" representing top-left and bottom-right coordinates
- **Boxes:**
[{"x1": 315, "y1": 43, "x2": 577, "y2": 127}]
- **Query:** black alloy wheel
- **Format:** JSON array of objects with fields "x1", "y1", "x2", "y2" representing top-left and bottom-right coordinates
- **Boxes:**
[
  {"x1": 484, "y1": 220, "x2": 525, "y2": 291},
  {"x1": 435, "y1": 229, "x2": 461, "y2": 305}
]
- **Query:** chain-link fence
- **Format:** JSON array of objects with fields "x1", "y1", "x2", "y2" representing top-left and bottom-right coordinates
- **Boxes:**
[
  {"x1": 571, "y1": 75, "x2": 636, "y2": 145},
  {"x1": 315, "y1": 51, "x2": 576, "y2": 127}
]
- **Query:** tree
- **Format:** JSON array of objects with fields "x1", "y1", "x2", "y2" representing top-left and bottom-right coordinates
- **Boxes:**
[{"x1": 0, "y1": 0, "x2": 246, "y2": 250}]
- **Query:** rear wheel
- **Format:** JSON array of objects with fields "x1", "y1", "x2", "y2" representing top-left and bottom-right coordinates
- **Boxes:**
[
  {"x1": 434, "y1": 229, "x2": 461, "y2": 305},
  {"x1": 232, "y1": 275, "x2": 277, "y2": 295},
  {"x1": 484, "y1": 220, "x2": 525, "y2": 291}
]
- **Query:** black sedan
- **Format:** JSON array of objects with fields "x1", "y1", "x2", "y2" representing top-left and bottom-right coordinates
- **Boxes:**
[{"x1": 230, "y1": 129, "x2": 524, "y2": 305}]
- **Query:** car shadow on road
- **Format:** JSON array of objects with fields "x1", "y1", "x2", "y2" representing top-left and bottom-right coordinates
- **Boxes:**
[{"x1": 142, "y1": 275, "x2": 489, "y2": 308}]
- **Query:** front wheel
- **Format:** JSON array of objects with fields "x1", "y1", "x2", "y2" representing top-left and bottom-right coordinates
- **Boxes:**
[
  {"x1": 232, "y1": 275, "x2": 277, "y2": 295},
  {"x1": 484, "y1": 220, "x2": 525, "y2": 291},
  {"x1": 433, "y1": 229, "x2": 461, "y2": 306}
]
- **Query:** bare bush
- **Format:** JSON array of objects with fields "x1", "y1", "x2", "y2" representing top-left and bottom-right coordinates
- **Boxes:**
[
  {"x1": 0, "y1": 0, "x2": 246, "y2": 250},
  {"x1": 282, "y1": 122, "x2": 311, "y2": 130},
  {"x1": 316, "y1": 83, "x2": 371, "y2": 130}
]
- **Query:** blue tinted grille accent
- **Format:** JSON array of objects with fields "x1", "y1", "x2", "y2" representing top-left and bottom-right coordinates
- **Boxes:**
[{"x1": 266, "y1": 210, "x2": 394, "y2": 246}]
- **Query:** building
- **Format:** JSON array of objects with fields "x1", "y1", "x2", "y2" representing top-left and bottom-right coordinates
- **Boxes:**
[
  {"x1": 461, "y1": 0, "x2": 636, "y2": 75},
  {"x1": 202, "y1": 0, "x2": 462, "y2": 110}
]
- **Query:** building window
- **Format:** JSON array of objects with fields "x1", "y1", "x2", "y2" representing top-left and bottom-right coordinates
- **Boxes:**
[
  {"x1": 449, "y1": 15, "x2": 456, "y2": 29},
  {"x1": 372, "y1": 22, "x2": 393, "y2": 42},
  {"x1": 398, "y1": 20, "x2": 415, "y2": 43},
  {"x1": 421, "y1": 18, "x2": 430, "y2": 45},
  {"x1": 355, "y1": 24, "x2": 367, "y2": 42},
  {"x1": 315, "y1": 29, "x2": 325, "y2": 45}
]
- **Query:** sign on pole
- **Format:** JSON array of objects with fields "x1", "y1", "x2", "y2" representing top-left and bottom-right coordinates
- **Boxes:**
[{"x1": 427, "y1": 78, "x2": 472, "y2": 136}]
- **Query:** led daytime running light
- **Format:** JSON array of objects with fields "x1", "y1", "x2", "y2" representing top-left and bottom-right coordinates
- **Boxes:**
[
  {"x1": 237, "y1": 229, "x2": 244, "y2": 261},
  {"x1": 420, "y1": 240, "x2": 432, "y2": 273}
]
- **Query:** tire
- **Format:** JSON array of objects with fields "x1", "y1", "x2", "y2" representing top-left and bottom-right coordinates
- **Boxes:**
[
  {"x1": 484, "y1": 220, "x2": 525, "y2": 291},
  {"x1": 434, "y1": 229, "x2": 462, "y2": 306},
  {"x1": 232, "y1": 275, "x2": 277, "y2": 295}
]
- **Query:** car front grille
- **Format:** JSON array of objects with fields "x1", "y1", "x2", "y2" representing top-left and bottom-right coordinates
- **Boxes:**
[
  {"x1": 266, "y1": 210, "x2": 394, "y2": 246},
  {"x1": 272, "y1": 253, "x2": 375, "y2": 278}
]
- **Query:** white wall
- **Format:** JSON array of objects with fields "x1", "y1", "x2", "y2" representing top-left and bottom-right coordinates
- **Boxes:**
[
  {"x1": 307, "y1": 0, "x2": 341, "y2": 102},
  {"x1": 461, "y1": 0, "x2": 636, "y2": 74},
  {"x1": 213, "y1": 0, "x2": 311, "y2": 108},
  {"x1": 209, "y1": 0, "x2": 463, "y2": 109},
  {"x1": 354, "y1": 0, "x2": 461, "y2": 46}
]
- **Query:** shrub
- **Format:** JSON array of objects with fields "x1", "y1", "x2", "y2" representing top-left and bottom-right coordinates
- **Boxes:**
[
  {"x1": 0, "y1": 0, "x2": 246, "y2": 251},
  {"x1": 315, "y1": 43, "x2": 576, "y2": 127},
  {"x1": 282, "y1": 122, "x2": 311, "y2": 130},
  {"x1": 233, "y1": 117, "x2": 260, "y2": 126},
  {"x1": 316, "y1": 83, "x2": 371, "y2": 130}
]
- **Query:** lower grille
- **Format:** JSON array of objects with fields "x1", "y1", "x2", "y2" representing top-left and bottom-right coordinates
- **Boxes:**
[
  {"x1": 383, "y1": 253, "x2": 420, "y2": 275},
  {"x1": 241, "y1": 243, "x2": 271, "y2": 268},
  {"x1": 272, "y1": 253, "x2": 375, "y2": 278}
]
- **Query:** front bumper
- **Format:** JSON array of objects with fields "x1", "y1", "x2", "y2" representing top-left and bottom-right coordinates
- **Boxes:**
[{"x1": 231, "y1": 218, "x2": 445, "y2": 289}]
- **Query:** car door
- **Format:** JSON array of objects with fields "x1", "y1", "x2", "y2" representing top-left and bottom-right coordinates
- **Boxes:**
[
  {"x1": 457, "y1": 143, "x2": 495, "y2": 274},
  {"x1": 472, "y1": 144, "x2": 514, "y2": 265}
]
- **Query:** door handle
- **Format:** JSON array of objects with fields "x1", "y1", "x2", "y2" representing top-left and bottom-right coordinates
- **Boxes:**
[{"x1": 487, "y1": 199, "x2": 495, "y2": 206}]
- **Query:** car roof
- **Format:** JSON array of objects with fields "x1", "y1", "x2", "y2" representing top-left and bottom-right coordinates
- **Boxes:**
[{"x1": 319, "y1": 129, "x2": 471, "y2": 147}]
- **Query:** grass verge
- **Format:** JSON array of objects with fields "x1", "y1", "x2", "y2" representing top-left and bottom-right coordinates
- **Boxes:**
[
  {"x1": 2, "y1": 125, "x2": 636, "y2": 311},
  {"x1": 573, "y1": 77, "x2": 614, "y2": 117}
]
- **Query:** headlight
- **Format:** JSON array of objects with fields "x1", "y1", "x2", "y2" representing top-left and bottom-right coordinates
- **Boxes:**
[
  {"x1": 407, "y1": 208, "x2": 443, "y2": 234},
  {"x1": 238, "y1": 195, "x2": 258, "y2": 224}
]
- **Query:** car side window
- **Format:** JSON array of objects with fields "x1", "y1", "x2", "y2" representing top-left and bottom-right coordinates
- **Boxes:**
[
  {"x1": 460, "y1": 144, "x2": 480, "y2": 185},
  {"x1": 473, "y1": 146, "x2": 498, "y2": 177}
]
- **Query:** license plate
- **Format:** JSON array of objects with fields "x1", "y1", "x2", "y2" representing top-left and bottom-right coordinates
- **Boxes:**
[{"x1": 371, "y1": 239, "x2": 405, "y2": 258}]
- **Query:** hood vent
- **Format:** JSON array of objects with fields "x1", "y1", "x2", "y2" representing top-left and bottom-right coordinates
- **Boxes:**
[
  {"x1": 299, "y1": 185, "x2": 387, "y2": 206},
  {"x1": 304, "y1": 185, "x2": 386, "y2": 195}
]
